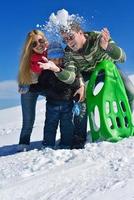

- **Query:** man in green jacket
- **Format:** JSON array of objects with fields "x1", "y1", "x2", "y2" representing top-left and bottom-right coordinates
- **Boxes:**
[{"x1": 39, "y1": 23, "x2": 134, "y2": 148}]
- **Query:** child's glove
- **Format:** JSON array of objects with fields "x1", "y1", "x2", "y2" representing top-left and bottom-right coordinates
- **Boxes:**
[
  {"x1": 72, "y1": 101, "x2": 81, "y2": 116},
  {"x1": 18, "y1": 84, "x2": 30, "y2": 94}
]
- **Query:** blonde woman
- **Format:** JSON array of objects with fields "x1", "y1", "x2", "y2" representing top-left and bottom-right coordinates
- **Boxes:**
[{"x1": 18, "y1": 30, "x2": 48, "y2": 151}]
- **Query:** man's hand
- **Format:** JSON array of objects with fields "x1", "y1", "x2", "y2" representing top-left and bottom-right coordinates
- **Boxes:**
[
  {"x1": 73, "y1": 85, "x2": 85, "y2": 102},
  {"x1": 100, "y1": 28, "x2": 110, "y2": 50},
  {"x1": 38, "y1": 56, "x2": 60, "y2": 72}
]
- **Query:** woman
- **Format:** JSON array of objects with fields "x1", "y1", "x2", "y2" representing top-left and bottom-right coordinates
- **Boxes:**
[{"x1": 18, "y1": 29, "x2": 48, "y2": 151}]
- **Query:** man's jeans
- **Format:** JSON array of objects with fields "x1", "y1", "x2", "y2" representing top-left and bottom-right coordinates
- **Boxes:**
[
  {"x1": 44, "y1": 100, "x2": 74, "y2": 147},
  {"x1": 19, "y1": 91, "x2": 45, "y2": 145},
  {"x1": 119, "y1": 69, "x2": 134, "y2": 111},
  {"x1": 73, "y1": 101, "x2": 87, "y2": 142}
]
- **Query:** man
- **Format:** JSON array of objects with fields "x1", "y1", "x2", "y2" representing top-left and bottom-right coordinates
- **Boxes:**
[{"x1": 39, "y1": 23, "x2": 134, "y2": 148}]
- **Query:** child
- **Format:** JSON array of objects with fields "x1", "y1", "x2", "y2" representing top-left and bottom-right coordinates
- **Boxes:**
[{"x1": 38, "y1": 41, "x2": 81, "y2": 149}]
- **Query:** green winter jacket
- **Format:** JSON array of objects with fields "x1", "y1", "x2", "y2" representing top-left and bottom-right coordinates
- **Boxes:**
[{"x1": 55, "y1": 31, "x2": 126, "y2": 84}]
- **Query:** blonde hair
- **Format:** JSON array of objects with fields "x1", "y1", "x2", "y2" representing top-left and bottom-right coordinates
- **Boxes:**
[{"x1": 18, "y1": 30, "x2": 47, "y2": 85}]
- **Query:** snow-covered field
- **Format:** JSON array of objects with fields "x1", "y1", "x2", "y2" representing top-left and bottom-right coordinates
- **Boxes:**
[{"x1": 0, "y1": 98, "x2": 134, "y2": 200}]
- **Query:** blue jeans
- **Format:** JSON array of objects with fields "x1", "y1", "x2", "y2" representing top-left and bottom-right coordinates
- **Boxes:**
[
  {"x1": 73, "y1": 101, "x2": 87, "y2": 141},
  {"x1": 44, "y1": 100, "x2": 74, "y2": 147},
  {"x1": 118, "y1": 69, "x2": 134, "y2": 111},
  {"x1": 19, "y1": 91, "x2": 45, "y2": 145}
]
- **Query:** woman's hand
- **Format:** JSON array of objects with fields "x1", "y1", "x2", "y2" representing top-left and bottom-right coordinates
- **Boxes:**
[
  {"x1": 38, "y1": 56, "x2": 60, "y2": 72},
  {"x1": 100, "y1": 28, "x2": 110, "y2": 50},
  {"x1": 18, "y1": 85, "x2": 29, "y2": 94},
  {"x1": 73, "y1": 85, "x2": 85, "y2": 102}
]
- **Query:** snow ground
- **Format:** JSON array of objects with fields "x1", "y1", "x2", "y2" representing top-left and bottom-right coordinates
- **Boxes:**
[{"x1": 0, "y1": 99, "x2": 134, "y2": 200}]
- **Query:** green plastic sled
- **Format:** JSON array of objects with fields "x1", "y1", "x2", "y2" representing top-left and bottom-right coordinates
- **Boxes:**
[{"x1": 86, "y1": 60, "x2": 134, "y2": 142}]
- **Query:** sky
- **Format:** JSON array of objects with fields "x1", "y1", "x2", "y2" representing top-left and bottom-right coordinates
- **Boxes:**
[
  {"x1": 0, "y1": 100, "x2": 134, "y2": 199},
  {"x1": 0, "y1": 0, "x2": 134, "y2": 82},
  {"x1": 0, "y1": 0, "x2": 134, "y2": 110}
]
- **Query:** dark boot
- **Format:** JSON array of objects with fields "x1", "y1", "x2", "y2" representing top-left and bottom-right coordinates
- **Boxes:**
[{"x1": 71, "y1": 135, "x2": 86, "y2": 149}]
